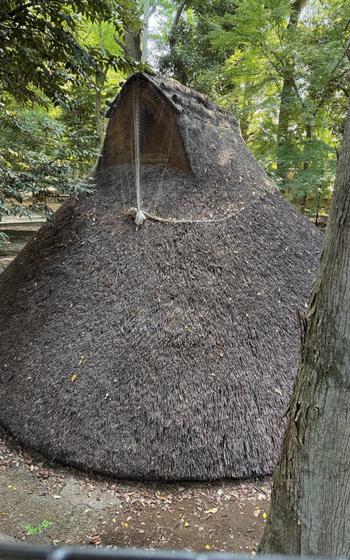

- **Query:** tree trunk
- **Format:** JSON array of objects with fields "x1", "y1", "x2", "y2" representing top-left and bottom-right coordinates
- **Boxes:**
[
  {"x1": 259, "y1": 101, "x2": 350, "y2": 556},
  {"x1": 300, "y1": 122, "x2": 312, "y2": 213},
  {"x1": 95, "y1": 23, "x2": 106, "y2": 147},
  {"x1": 95, "y1": 77, "x2": 105, "y2": 147},
  {"x1": 168, "y1": 0, "x2": 188, "y2": 85},
  {"x1": 276, "y1": 76, "x2": 294, "y2": 184},
  {"x1": 314, "y1": 190, "x2": 321, "y2": 226},
  {"x1": 125, "y1": 29, "x2": 142, "y2": 62},
  {"x1": 276, "y1": 0, "x2": 308, "y2": 186},
  {"x1": 240, "y1": 81, "x2": 250, "y2": 141},
  {"x1": 141, "y1": 0, "x2": 150, "y2": 62}
]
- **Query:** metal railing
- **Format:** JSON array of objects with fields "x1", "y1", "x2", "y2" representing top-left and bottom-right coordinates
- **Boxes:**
[{"x1": 0, "y1": 546, "x2": 254, "y2": 560}]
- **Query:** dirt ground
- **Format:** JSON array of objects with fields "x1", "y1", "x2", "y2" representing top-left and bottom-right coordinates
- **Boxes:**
[{"x1": 0, "y1": 427, "x2": 270, "y2": 552}]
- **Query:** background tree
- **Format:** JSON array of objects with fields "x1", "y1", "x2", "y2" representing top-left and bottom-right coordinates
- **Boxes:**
[
  {"x1": 274, "y1": 0, "x2": 307, "y2": 184},
  {"x1": 0, "y1": 0, "x2": 137, "y2": 238},
  {"x1": 156, "y1": 0, "x2": 350, "y2": 218},
  {"x1": 259, "y1": 97, "x2": 350, "y2": 556},
  {"x1": 0, "y1": 0, "x2": 135, "y2": 105}
]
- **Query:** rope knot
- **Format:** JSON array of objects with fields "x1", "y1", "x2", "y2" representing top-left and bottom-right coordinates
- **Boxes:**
[{"x1": 127, "y1": 207, "x2": 147, "y2": 226}]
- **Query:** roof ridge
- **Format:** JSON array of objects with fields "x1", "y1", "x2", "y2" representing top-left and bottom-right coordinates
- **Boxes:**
[{"x1": 106, "y1": 72, "x2": 239, "y2": 130}]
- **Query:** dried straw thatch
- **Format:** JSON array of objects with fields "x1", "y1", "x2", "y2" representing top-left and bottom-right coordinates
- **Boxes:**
[{"x1": 0, "y1": 73, "x2": 323, "y2": 480}]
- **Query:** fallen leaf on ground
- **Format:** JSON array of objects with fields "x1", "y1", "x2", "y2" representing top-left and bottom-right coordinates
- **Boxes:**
[
  {"x1": 88, "y1": 534, "x2": 102, "y2": 545},
  {"x1": 205, "y1": 507, "x2": 218, "y2": 514}
]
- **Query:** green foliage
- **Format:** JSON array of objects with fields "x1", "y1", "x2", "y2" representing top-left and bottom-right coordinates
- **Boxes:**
[
  {"x1": 157, "y1": 0, "x2": 350, "y2": 216},
  {"x1": 0, "y1": 0, "x2": 136, "y2": 106},
  {"x1": 0, "y1": 102, "x2": 96, "y2": 223},
  {"x1": 24, "y1": 520, "x2": 52, "y2": 536},
  {"x1": 0, "y1": 1, "x2": 136, "y2": 242},
  {"x1": 158, "y1": 0, "x2": 239, "y2": 87}
]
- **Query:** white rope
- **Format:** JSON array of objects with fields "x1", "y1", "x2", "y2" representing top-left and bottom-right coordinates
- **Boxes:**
[{"x1": 126, "y1": 205, "x2": 249, "y2": 226}]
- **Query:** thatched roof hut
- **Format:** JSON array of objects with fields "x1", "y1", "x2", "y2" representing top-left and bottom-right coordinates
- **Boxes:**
[{"x1": 0, "y1": 73, "x2": 322, "y2": 480}]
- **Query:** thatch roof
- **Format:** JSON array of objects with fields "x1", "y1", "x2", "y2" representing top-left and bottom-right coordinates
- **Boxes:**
[{"x1": 0, "y1": 72, "x2": 323, "y2": 480}]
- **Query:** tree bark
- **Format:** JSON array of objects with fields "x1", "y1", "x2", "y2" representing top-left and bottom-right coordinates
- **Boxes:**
[
  {"x1": 300, "y1": 122, "x2": 312, "y2": 213},
  {"x1": 95, "y1": 77, "x2": 105, "y2": 147},
  {"x1": 168, "y1": 0, "x2": 188, "y2": 85},
  {"x1": 259, "y1": 100, "x2": 350, "y2": 555},
  {"x1": 95, "y1": 23, "x2": 106, "y2": 147},
  {"x1": 276, "y1": 0, "x2": 308, "y2": 185},
  {"x1": 124, "y1": 29, "x2": 142, "y2": 62},
  {"x1": 240, "y1": 81, "x2": 251, "y2": 141}
]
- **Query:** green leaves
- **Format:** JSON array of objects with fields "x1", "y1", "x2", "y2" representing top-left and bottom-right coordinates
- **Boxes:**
[
  {"x1": 0, "y1": 0, "x2": 137, "y2": 106},
  {"x1": 157, "y1": 0, "x2": 349, "y2": 215},
  {"x1": 0, "y1": 0, "x2": 140, "y2": 233},
  {"x1": 24, "y1": 520, "x2": 52, "y2": 537},
  {"x1": 0, "y1": 102, "x2": 96, "y2": 235}
]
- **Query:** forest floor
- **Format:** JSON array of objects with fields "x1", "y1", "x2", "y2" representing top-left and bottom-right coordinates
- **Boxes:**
[{"x1": 0, "y1": 428, "x2": 270, "y2": 553}]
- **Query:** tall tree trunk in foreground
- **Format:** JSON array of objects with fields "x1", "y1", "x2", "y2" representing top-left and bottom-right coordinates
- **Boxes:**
[
  {"x1": 259, "y1": 101, "x2": 350, "y2": 555},
  {"x1": 276, "y1": 0, "x2": 307, "y2": 185}
]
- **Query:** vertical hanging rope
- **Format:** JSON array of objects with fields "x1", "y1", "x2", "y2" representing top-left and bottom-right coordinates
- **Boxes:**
[
  {"x1": 129, "y1": 0, "x2": 149, "y2": 227},
  {"x1": 133, "y1": 82, "x2": 142, "y2": 213}
]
